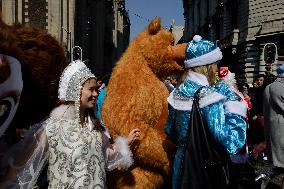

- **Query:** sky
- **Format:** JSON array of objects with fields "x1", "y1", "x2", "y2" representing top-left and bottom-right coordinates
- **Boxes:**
[{"x1": 125, "y1": 0, "x2": 184, "y2": 41}]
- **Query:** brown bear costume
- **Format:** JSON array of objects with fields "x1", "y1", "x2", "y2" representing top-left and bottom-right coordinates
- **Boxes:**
[
  {"x1": 102, "y1": 18, "x2": 186, "y2": 188},
  {"x1": 0, "y1": 18, "x2": 67, "y2": 141}
]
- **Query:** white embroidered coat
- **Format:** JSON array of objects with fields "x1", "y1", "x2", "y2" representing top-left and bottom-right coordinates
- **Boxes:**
[{"x1": 0, "y1": 104, "x2": 133, "y2": 189}]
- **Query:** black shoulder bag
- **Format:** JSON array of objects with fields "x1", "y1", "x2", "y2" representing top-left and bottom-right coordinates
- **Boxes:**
[{"x1": 180, "y1": 87, "x2": 230, "y2": 189}]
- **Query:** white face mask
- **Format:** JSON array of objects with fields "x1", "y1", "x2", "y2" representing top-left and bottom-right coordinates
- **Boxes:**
[{"x1": 0, "y1": 55, "x2": 23, "y2": 137}]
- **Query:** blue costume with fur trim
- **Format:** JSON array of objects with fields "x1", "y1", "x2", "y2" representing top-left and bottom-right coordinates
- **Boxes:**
[
  {"x1": 165, "y1": 73, "x2": 247, "y2": 189},
  {"x1": 165, "y1": 35, "x2": 248, "y2": 188}
]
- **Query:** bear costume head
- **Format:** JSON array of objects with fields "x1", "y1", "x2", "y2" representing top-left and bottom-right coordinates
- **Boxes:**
[
  {"x1": 0, "y1": 18, "x2": 67, "y2": 138},
  {"x1": 103, "y1": 18, "x2": 186, "y2": 188},
  {"x1": 128, "y1": 18, "x2": 185, "y2": 78}
]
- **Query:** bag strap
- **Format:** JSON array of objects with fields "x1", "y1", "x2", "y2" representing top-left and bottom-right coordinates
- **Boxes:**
[
  {"x1": 193, "y1": 86, "x2": 204, "y2": 102},
  {"x1": 184, "y1": 86, "x2": 204, "y2": 144}
]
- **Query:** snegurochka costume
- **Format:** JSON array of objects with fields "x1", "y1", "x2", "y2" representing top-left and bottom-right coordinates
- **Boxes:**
[
  {"x1": 164, "y1": 35, "x2": 248, "y2": 189},
  {"x1": 0, "y1": 60, "x2": 133, "y2": 189}
]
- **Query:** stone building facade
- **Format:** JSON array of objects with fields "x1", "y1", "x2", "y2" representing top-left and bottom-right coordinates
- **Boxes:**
[
  {"x1": 0, "y1": 0, "x2": 130, "y2": 76},
  {"x1": 0, "y1": 0, "x2": 76, "y2": 60},
  {"x1": 183, "y1": 0, "x2": 284, "y2": 83},
  {"x1": 75, "y1": 0, "x2": 130, "y2": 76}
]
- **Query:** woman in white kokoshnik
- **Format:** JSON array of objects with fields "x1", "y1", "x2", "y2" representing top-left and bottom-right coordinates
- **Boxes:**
[{"x1": 0, "y1": 60, "x2": 140, "y2": 188}]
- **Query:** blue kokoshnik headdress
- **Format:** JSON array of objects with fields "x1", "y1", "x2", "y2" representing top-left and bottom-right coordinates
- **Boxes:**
[{"x1": 184, "y1": 35, "x2": 223, "y2": 68}]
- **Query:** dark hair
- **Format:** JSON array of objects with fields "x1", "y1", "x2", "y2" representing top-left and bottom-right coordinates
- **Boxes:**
[
  {"x1": 101, "y1": 74, "x2": 111, "y2": 86},
  {"x1": 255, "y1": 74, "x2": 269, "y2": 87},
  {"x1": 238, "y1": 83, "x2": 249, "y2": 93},
  {"x1": 240, "y1": 83, "x2": 250, "y2": 92},
  {"x1": 255, "y1": 74, "x2": 266, "y2": 80},
  {"x1": 242, "y1": 83, "x2": 249, "y2": 89}
]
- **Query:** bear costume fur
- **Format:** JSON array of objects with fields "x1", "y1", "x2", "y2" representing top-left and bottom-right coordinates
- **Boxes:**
[
  {"x1": 0, "y1": 18, "x2": 67, "y2": 140},
  {"x1": 102, "y1": 18, "x2": 186, "y2": 188}
]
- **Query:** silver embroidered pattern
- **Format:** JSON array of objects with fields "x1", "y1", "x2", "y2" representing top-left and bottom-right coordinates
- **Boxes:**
[
  {"x1": 173, "y1": 87, "x2": 212, "y2": 101},
  {"x1": 173, "y1": 90, "x2": 194, "y2": 101},
  {"x1": 58, "y1": 60, "x2": 96, "y2": 102},
  {"x1": 45, "y1": 115, "x2": 105, "y2": 188}
]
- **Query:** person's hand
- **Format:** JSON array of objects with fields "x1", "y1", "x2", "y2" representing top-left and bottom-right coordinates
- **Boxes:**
[
  {"x1": 252, "y1": 115, "x2": 258, "y2": 121},
  {"x1": 127, "y1": 128, "x2": 140, "y2": 145}
]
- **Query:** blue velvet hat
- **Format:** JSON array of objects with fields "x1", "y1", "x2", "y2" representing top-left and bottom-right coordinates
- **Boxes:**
[
  {"x1": 276, "y1": 64, "x2": 284, "y2": 76},
  {"x1": 184, "y1": 35, "x2": 223, "y2": 68}
]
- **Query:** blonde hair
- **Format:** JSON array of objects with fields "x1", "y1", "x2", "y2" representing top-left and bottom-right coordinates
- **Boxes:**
[{"x1": 177, "y1": 63, "x2": 218, "y2": 86}]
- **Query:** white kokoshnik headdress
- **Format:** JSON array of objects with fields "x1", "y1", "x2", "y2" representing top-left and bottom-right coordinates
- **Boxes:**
[
  {"x1": 58, "y1": 60, "x2": 96, "y2": 121},
  {"x1": 58, "y1": 60, "x2": 95, "y2": 101}
]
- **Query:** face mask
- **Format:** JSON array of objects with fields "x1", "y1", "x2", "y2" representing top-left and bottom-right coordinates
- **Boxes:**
[{"x1": 0, "y1": 55, "x2": 23, "y2": 137}]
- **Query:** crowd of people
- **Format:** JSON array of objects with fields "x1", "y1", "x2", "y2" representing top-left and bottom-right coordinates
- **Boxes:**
[{"x1": 0, "y1": 33, "x2": 283, "y2": 189}]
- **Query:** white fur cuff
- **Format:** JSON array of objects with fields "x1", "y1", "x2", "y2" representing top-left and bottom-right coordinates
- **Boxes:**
[
  {"x1": 110, "y1": 136, "x2": 133, "y2": 171},
  {"x1": 184, "y1": 48, "x2": 223, "y2": 68},
  {"x1": 224, "y1": 101, "x2": 248, "y2": 118}
]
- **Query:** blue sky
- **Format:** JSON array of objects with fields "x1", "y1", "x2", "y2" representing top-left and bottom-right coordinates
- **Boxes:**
[{"x1": 125, "y1": 0, "x2": 184, "y2": 41}]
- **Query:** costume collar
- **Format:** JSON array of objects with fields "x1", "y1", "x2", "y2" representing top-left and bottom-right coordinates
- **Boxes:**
[
  {"x1": 168, "y1": 89, "x2": 225, "y2": 111},
  {"x1": 184, "y1": 71, "x2": 209, "y2": 86},
  {"x1": 50, "y1": 104, "x2": 95, "y2": 131}
]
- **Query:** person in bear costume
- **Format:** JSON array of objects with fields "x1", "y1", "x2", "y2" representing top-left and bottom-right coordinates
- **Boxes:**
[
  {"x1": 0, "y1": 18, "x2": 67, "y2": 141},
  {"x1": 102, "y1": 18, "x2": 186, "y2": 188}
]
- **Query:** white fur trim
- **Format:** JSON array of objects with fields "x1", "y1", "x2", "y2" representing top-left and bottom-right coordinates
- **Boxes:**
[
  {"x1": 184, "y1": 72, "x2": 209, "y2": 86},
  {"x1": 193, "y1": 35, "x2": 202, "y2": 42},
  {"x1": 168, "y1": 91, "x2": 226, "y2": 111},
  {"x1": 224, "y1": 101, "x2": 248, "y2": 118},
  {"x1": 232, "y1": 87, "x2": 245, "y2": 99},
  {"x1": 220, "y1": 71, "x2": 236, "y2": 87},
  {"x1": 184, "y1": 47, "x2": 223, "y2": 68},
  {"x1": 220, "y1": 71, "x2": 237, "y2": 87},
  {"x1": 107, "y1": 137, "x2": 133, "y2": 171}
]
